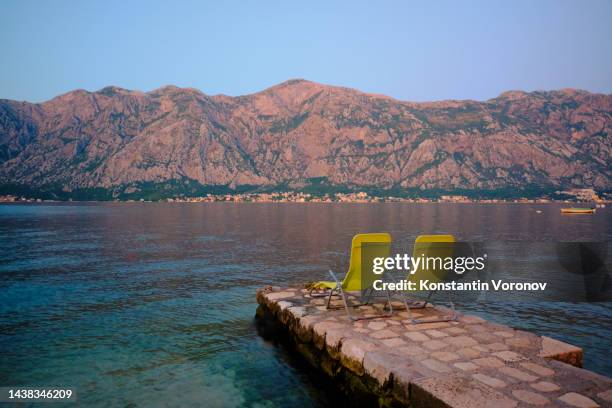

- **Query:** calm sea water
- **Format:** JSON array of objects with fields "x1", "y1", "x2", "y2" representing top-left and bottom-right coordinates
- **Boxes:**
[{"x1": 0, "y1": 203, "x2": 610, "y2": 407}]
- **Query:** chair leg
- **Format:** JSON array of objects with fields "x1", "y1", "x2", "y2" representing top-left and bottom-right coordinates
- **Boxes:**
[
  {"x1": 362, "y1": 287, "x2": 373, "y2": 305},
  {"x1": 334, "y1": 284, "x2": 355, "y2": 320},
  {"x1": 404, "y1": 293, "x2": 417, "y2": 323},
  {"x1": 401, "y1": 290, "x2": 429, "y2": 312},
  {"x1": 326, "y1": 287, "x2": 337, "y2": 309},
  {"x1": 324, "y1": 270, "x2": 394, "y2": 320},
  {"x1": 410, "y1": 290, "x2": 459, "y2": 324},
  {"x1": 347, "y1": 289, "x2": 394, "y2": 321},
  {"x1": 446, "y1": 290, "x2": 459, "y2": 321},
  {"x1": 385, "y1": 289, "x2": 394, "y2": 315},
  {"x1": 327, "y1": 290, "x2": 394, "y2": 314},
  {"x1": 414, "y1": 290, "x2": 435, "y2": 309}
]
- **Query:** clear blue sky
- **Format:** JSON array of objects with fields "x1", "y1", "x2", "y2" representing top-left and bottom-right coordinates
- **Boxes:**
[{"x1": 2, "y1": 0, "x2": 611, "y2": 102}]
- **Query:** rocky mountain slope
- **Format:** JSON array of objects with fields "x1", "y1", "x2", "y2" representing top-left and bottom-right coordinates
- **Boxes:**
[{"x1": 0, "y1": 79, "x2": 610, "y2": 198}]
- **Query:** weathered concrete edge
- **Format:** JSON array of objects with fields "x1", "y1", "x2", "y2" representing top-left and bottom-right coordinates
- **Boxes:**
[
  {"x1": 255, "y1": 287, "x2": 584, "y2": 365},
  {"x1": 539, "y1": 335, "x2": 583, "y2": 367},
  {"x1": 255, "y1": 287, "x2": 597, "y2": 407},
  {"x1": 256, "y1": 288, "x2": 422, "y2": 405}
]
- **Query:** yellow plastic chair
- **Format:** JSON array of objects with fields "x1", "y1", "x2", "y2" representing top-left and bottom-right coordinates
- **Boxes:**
[
  {"x1": 310, "y1": 233, "x2": 393, "y2": 320},
  {"x1": 403, "y1": 234, "x2": 459, "y2": 324}
]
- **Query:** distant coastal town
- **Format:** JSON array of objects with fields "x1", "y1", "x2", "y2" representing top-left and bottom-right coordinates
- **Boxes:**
[{"x1": 0, "y1": 188, "x2": 608, "y2": 204}]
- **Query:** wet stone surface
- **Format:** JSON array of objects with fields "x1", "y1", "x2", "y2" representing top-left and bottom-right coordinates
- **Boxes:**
[{"x1": 256, "y1": 286, "x2": 612, "y2": 408}]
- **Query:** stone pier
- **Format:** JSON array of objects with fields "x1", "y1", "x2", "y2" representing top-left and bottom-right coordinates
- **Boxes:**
[{"x1": 256, "y1": 286, "x2": 612, "y2": 408}]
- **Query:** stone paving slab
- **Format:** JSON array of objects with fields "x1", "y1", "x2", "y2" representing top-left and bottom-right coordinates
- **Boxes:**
[{"x1": 256, "y1": 286, "x2": 612, "y2": 408}]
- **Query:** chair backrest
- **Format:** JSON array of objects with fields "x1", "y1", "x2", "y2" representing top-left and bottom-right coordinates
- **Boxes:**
[
  {"x1": 410, "y1": 234, "x2": 456, "y2": 284},
  {"x1": 342, "y1": 233, "x2": 392, "y2": 292}
]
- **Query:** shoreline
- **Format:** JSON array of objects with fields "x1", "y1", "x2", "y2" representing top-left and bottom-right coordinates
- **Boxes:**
[{"x1": 1, "y1": 196, "x2": 609, "y2": 205}]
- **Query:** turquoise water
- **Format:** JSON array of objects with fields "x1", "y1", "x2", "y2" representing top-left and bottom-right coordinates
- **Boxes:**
[{"x1": 0, "y1": 203, "x2": 610, "y2": 407}]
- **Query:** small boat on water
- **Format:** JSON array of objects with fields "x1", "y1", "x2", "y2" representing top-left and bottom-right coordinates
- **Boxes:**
[{"x1": 561, "y1": 207, "x2": 595, "y2": 214}]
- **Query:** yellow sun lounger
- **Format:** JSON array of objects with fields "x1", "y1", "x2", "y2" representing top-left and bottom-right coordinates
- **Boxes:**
[
  {"x1": 402, "y1": 234, "x2": 459, "y2": 324},
  {"x1": 310, "y1": 233, "x2": 393, "y2": 320}
]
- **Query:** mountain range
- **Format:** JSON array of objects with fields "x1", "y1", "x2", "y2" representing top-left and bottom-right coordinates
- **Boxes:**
[{"x1": 0, "y1": 79, "x2": 610, "y2": 199}]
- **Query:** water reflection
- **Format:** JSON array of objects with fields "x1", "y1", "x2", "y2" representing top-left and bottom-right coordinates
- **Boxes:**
[{"x1": 0, "y1": 203, "x2": 610, "y2": 407}]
